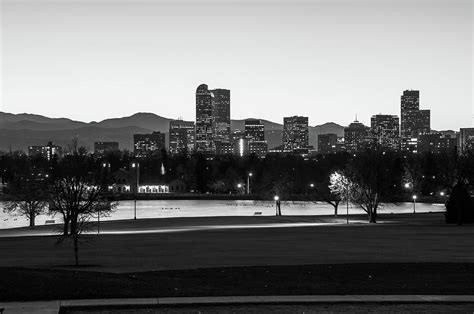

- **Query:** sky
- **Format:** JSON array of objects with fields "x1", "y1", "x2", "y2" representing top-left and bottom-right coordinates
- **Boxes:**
[{"x1": 0, "y1": 0, "x2": 473, "y2": 129}]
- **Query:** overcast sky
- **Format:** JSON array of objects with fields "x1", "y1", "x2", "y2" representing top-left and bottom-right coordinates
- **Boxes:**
[{"x1": 1, "y1": 0, "x2": 472, "y2": 129}]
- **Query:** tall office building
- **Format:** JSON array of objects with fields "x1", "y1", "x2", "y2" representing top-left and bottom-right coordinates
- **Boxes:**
[
  {"x1": 133, "y1": 132, "x2": 165, "y2": 158},
  {"x1": 318, "y1": 133, "x2": 338, "y2": 154},
  {"x1": 283, "y1": 116, "x2": 309, "y2": 153},
  {"x1": 459, "y1": 128, "x2": 474, "y2": 151},
  {"x1": 245, "y1": 119, "x2": 267, "y2": 157},
  {"x1": 400, "y1": 90, "x2": 430, "y2": 152},
  {"x1": 195, "y1": 84, "x2": 215, "y2": 154},
  {"x1": 400, "y1": 90, "x2": 420, "y2": 139},
  {"x1": 370, "y1": 114, "x2": 400, "y2": 151},
  {"x1": 344, "y1": 120, "x2": 369, "y2": 152},
  {"x1": 211, "y1": 88, "x2": 231, "y2": 145},
  {"x1": 169, "y1": 120, "x2": 195, "y2": 155},
  {"x1": 245, "y1": 119, "x2": 265, "y2": 142},
  {"x1": 28, "y1": 141, "x2": 62, "y2": 160},
  {"x1": 94, "y1": 142, "x2": 119, "y2": 157},
  {"x1": 418, "y1": 133, "x2": 457, "y2": 154}
]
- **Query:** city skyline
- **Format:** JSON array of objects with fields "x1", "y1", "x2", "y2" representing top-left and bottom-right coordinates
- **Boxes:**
[{"x1": 1, "y1": 0, "x2": 472, "y2": 130}]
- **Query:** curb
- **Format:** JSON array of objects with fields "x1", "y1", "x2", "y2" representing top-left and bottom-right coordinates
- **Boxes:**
[{"x1": 1, "y1": 295, "x2": 474, "y2": 313}]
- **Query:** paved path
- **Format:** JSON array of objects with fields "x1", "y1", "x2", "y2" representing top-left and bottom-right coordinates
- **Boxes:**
[{"x1": 2, "y1": 295, "x2": 474, "y2": 313}]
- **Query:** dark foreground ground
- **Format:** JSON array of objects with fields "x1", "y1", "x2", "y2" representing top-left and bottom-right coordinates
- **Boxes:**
[
  {"x1": 2, "y1": 263, "x2": 474, "y2": 301},
  {"x1": 1, "y1": 213, "x2": 473, "y2": 302},
  {"x1": 63, "y1": 303, "x2": 474, "y2": 314}
]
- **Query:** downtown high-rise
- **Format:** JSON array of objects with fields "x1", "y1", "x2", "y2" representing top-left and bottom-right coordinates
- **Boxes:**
[
  {"x1": 212, "y1": 88, "x2": 231, "y2": 145},
  {"x1": 344, "y1": 120, "x2": 369, "y2": 152},
  {"x1": 400, "y1": 90, "x2": 430, "y2": 152},
  {"x1": 195, "y1": 84, "x2": 215, "y2": 154},
  {"x1": 245, "y1": 119, "x2": 268, "y2": 157},
  {"x1": 370, "y1": 114, "x2": 400, "y2": 151},
  {"x1": 169, "y1": 119, "x2": 195, "y2": 155},
  {"x1": 283, "y1": 116, "x2": 309, "y2": 153},
  {"x1": 195, "y1": 84, "x2": 231, "y2": 154}
]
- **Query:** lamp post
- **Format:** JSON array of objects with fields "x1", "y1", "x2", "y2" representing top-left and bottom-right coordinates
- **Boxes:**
[
  {"x1": 247, "y1": 172, "x2": 253, "y2": 195},
  {"x1": 98, "y1": 162, "x2": 111, "y2": 234},
  {"x1": 131, "y1": 162, "x2": 140, "y2": 220},
  {"x1": 237, "y1": 183, "x2": 243, "y2": 194},
  {"x1": 412, "y1": 195, "x2": 417, "y2": 214},
  {"x1": 346, "y1": 187, "x2": 349, "y2": 225},
  {"x1": 274, "y1": 195, "x2": 280, "y2": 216}
]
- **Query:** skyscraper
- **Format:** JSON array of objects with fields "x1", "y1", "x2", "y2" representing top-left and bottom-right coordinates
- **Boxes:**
[
  {"x1": 211, "y1": 88, "x2": 231, "y2": 145},
  {"x1": 370, "y1": 114, "x2": 400, "y2": 151},
  {"x1": 133, "y1": 132, "x2": 165, "y2": 158},
  {"x1": 459, "y1": 128, "x2": 474, "y2": 151},
  {"x1": 400, "y1": 90, "x2": 420, "y2": 139},
  {"x1": 245, "y1": 119, "x2": 265, "y2": 142},
  {"x1": 400, "y1": 90, "x2": 431, "y2": 152},
  {"x1": 283, "y1": 116, "x2": 309, "y2": 153},
  {"x1": 418, "y1": 133, "x2": 457, "y2": 154},
  {"x1": 195, "y1": 84, "x2": 215, "y2": 154},
  {"x1": 344, "y1": 120, "x2": 369, "y2": 152},
  {"x1": 245, "y1": 119, "x2": 267, "y2": 157},
  {"x1": 169, "y1": 120, "x2": 195, "y2": 155},
  {"x1": 318, "y1": 133, "x2": 338, "y2": 154}
]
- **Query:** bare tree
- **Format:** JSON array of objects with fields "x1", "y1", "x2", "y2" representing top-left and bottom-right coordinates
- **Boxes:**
[
  {"x1": 49, "y1": 151, "x2": 116, "y2": 266},
  {"x1": 3, "y1": 158, "x2": 49, "y2": 227},
  {"x1": 50, "y1": 177, "x2": 115, "y2": 266},
  {"x1": 347, "y1": 151, "x2": 395, "y2": 223}
]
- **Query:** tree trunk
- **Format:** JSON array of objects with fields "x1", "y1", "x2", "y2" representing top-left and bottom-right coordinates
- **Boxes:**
[
  {"x1": 63, "y1": 219, "x2": 69, "y2": 235},
  {"x1": 369, "y1": 207, "x2": 377, "y2": 223},
  {"x1": 73, "y1": 236, "x2": 79, "y2": 266},
  {"x1": 29, "y1": 211, "x2": 35, "y2": 228},
  {"x1": 334, "y1": 203, "x2": 338, "y2": 217}
]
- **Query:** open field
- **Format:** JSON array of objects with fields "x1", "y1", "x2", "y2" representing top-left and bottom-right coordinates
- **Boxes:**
[
  {"x1": 1, "y1": 213, "x2": 474, "y2": 301},
  {"x1": 0, "y1": 213, "x2": 473, "y2": 272}
]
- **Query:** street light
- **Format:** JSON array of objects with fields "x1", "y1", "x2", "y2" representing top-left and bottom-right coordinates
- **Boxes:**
[
  {"x1": 247, "y1": 172, "x2": 253, "y2": 195},
  {"x1": 412, "y1": 195, "x2": 417, "y2": 214},
  {"x1": 309, "y1": 183, "x2": 314, "y2": 188},
  {"x1": 440, "y1": 191, "x2": 445, "y2": 197},
  {"x1": 274, "y1": 195, "x2": 281, "y2": 216},
  {"x1": 404, "y1": 183, "x2": 410, "y2": 189},
  {"x1": 131, "y1": 162, "x2": 140, "y2": 220},
  {"x1": 237, "y1": 183, "x2": 243, "y2": 194},
  {"x1": 98, "y1": 162, "x2": 111, "y2": 233}
]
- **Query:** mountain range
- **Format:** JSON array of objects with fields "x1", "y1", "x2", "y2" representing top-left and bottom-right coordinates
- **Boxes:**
[{"x1": 0, "y1": 112, "x2": 345, "y2": 153}]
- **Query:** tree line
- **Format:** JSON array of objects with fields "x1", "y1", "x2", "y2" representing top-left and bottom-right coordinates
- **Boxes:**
[{"x1": 1, "y1": 146, "x2": 474, "y2": 232}]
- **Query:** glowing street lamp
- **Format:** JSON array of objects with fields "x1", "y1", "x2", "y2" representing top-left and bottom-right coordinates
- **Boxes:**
[
  {"x1": 309, "y1": 183, "x2": 314, "y2": 188},
  {"x1": 247, "y1": 172, "x2": 253, "y2": 195},
  {"x1": 440, "y1": 191, "x2": 445, "y2": 197},
  {"x1": 404, "y1": 183, "x2": 410, "y2": 189},
  {"x1": 274, "y1": 195, "x2": 281, "y2": 216},
  {"x1": 98, "y1": 162, "x2": 111, "y2": 233},
  {"x1": 412, "y1": 195, "x2": 417, "y2": 214},
  {"x1": 131, "y1": 162, "x2": 140, "y2": 220}
]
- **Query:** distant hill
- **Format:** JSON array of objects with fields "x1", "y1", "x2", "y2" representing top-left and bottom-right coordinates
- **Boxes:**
[
  {"x1": 90, "y1": 112, "x2": 171, "y2": 132},
  {"x1": 0, "y1": 112, "x2": 345, "y2": 152}
]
